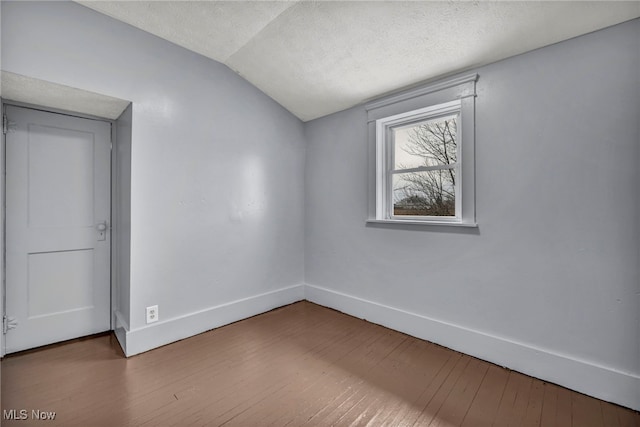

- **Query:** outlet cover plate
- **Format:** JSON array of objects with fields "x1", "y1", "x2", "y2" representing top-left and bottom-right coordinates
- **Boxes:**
[{"x1": 146, "y1": 305, "x2": 159, "y2": 324}]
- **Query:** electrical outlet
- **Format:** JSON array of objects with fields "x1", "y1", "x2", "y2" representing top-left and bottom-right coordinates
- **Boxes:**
[{"x1": 146, "y1": 305, "x2": 159, "y2": 324}]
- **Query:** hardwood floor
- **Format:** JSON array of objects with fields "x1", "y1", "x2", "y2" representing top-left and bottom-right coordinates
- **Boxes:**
[{"x1": 1, "y1": 301, "x2": 638, "y2": 426}]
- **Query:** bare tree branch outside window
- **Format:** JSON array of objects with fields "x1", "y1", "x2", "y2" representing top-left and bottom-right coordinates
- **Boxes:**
[{"x1": 393, "y1": 117, "x2": 457, "y2": 216}]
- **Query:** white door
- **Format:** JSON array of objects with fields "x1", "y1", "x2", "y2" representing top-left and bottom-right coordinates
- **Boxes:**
[{"x1": 4, "y1": 105, "x2": 111, "y2": 354}]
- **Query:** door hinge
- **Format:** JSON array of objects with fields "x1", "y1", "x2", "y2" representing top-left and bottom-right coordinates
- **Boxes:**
[
  {"x1": 3, "y1": 315, "x2": 18, "y2": 334},
  {"x1": 2, "y1": 114, "x2": 7, "y2": 135}
]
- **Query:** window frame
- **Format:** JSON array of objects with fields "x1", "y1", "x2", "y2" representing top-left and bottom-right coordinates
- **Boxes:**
[
  {"x1": 366, "y1": 73, "x2": 477, "y2": 227},
  {"x1": 376, "y1": 100, "x2": 463, "y2": 223}
]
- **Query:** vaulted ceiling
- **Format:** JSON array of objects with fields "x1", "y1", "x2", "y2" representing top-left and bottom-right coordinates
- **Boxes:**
[{"x1": 78, "y1": 1, "x2": 640, "y2": 121}]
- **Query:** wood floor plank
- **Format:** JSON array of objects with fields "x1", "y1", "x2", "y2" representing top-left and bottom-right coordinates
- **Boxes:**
[
  {"x1": 362, "y1": 342, "x2": 456, "y2": 427},
  {"x1": 617, "y1": 405, "x2": 640, "y2": 427},
  {"x1": 539, "y1": 381, "x2": 559, "y2": 427},
  {"x1": 522, "y1": 378, "x2": 544, "y2": 426},
  {"x1": 332, "y1": 339, "x2": 417, "y2": 426},
  {"x1": 601, "y1": 400, "x2": 622, "y2": 427},
  {"x1": 572, "y1": 392, "x2": 605, "y2": 427},
  {"x1": 491, "y1": 371, "x2": 533, "y2": 427},
  {"x1": 367, "y1": 341, "x2": 455, "y2": 427},
  {"x1": 336, "y1": 338, "x2": 426, "y2": 425},
  {"x1": 555, "y1": 383, "x2": 574, "y2": 427},
  {"x1": 427, "y1": 358, "x2": 489, "y2": 427},
  {"x1": 1, "y1": 301, "x2": 638, "y2": 427},
  {"x1": 460, "y1": 364, "x2": 510, "y2": 427},
  {"x1": 410, "y1": 354, "x2": 472, "y2": 425}
]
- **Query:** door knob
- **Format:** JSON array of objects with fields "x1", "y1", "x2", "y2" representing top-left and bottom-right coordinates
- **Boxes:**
[{"x1": 96, "y1": 221, "x2": 108, "y2": 241}]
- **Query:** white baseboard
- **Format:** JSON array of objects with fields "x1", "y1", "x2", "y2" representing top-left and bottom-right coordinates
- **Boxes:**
[
  {"x1": 304, "y1": 284, "x2": 640, "y2": 411},
  {"x1": 123, "y1": 284, "x2": 305, "y2": 357}
]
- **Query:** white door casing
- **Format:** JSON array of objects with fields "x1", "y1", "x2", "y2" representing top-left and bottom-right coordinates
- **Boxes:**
[{"x1": 5, "y1": 105, "x2": 111, "y2": 354}]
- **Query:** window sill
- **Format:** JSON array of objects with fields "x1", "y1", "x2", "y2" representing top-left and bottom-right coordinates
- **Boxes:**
[{"x1": 366, "y1": 219, "x2": 478, "y2": 228}]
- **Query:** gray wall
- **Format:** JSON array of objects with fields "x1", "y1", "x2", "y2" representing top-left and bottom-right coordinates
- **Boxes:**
[
  {"x1": 115, "y1": 104, "x2": 132, "y2": 329},
  {"x1": 305, "y1": 19, "x2": 639, "y2": 408},
  {"x1": 1, "y1": 1, "x2": 305, "y2": 348}
]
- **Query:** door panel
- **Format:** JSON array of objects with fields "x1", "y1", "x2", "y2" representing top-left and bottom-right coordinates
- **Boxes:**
[
  {"x1": 5, "y1": 105, "x2": 111, "y2": 354},
  {"x1": 28, "y1": 250, "x2": 95, "y2": 318},
  {"x1": 28, "y1": 125, "x2": 95, "y2": 228}
]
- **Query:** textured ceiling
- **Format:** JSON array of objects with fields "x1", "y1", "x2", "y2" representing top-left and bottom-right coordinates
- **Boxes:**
[{"x1": 78, "y1": 1, "x2": 640, "y2": 121}]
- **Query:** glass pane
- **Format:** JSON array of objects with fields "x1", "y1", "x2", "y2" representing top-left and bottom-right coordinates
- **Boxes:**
[
  {"x1": 393, "y1": 169, "x2": 456, "y2": 217},
  {"x1": 393, "y1": 115, "x2": 457, "y2": 170}
]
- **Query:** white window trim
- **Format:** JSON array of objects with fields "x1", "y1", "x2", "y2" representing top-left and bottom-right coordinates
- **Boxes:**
[
  {"x1": 376, "y1": 100, "x2": 462, "y2": 223},
  {"x1": 366, "y1": 73, "x2": 477, "y2": 227}
]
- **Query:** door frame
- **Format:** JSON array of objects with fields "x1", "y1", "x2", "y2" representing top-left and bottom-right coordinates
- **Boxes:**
[{"x1": 1, "y1": 100, "x2": 119, "y2": 357}]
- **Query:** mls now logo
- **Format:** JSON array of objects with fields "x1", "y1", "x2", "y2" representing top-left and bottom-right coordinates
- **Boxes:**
[{"x1": 3, "y1": 409, "x2": 56, "y2": 420}]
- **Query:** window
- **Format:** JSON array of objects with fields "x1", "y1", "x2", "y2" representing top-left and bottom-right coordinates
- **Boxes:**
[
  {"x1": 377, "y1": 100, "x2": 461, "y2": 222},
  {"x1": 367, "y1": 74, "x2": 477, "y2": 226}
]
